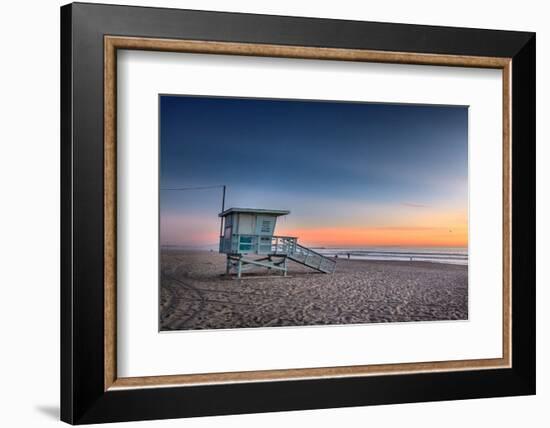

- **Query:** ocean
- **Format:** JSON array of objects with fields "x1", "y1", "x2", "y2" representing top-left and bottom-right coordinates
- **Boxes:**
[
  {"x1": 314, "y1": 247, "x2": 468, "y2": 265},
  {"x1": 161, "y1": 244, "x2": 468, "y2": 266}
]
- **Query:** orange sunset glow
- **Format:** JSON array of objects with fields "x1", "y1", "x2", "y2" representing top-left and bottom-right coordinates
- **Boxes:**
[
  {"x1": 277, "y1": 210, "x2": 468, "y2": 247},
  {"x1": 277, "y1": 226, "x2": 467, "y2": 247}
]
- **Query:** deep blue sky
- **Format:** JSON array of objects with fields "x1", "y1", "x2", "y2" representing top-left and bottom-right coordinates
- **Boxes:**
[{"x1": 160, "y1": 95, "x2": 468, "y2": 247}]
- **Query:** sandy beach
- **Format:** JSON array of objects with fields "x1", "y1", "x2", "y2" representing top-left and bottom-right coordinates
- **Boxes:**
[{"x1": 160, "y1": 249, "x2": 468, "y2": 331}]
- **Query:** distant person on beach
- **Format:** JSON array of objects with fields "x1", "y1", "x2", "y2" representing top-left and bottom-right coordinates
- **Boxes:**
[{"x1": 347, "y1": 253, "x2": 351, "y2": 260}]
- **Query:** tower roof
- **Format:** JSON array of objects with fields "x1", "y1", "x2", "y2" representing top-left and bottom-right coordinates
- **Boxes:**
[{"x1": 218, "y1": 207, "x2": 290, "y2": 217}]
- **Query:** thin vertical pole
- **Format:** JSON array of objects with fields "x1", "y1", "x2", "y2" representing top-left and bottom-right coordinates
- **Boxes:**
[{"x1": 219, "y1": 185, "x2": 226, "y2": 239}]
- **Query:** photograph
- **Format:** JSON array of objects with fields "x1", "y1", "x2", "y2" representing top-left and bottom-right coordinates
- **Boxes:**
[{"x1": 159, "y1": 95, "x2": 469, "y2": 331}]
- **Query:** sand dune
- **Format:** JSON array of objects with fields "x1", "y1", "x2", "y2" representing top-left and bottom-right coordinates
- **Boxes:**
[{"x1": 160, "y1": 249, "x2": 468, "y2": 331}]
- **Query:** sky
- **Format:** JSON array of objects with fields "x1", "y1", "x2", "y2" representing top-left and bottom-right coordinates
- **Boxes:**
[{"x1": 160, "y1": 95, "x2": 468, "y2": 248}]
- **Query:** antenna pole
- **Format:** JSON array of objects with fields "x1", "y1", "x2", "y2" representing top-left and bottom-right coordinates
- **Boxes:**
[{"x1": 219, "y1": 185, "x2": 226, "y2": 238}]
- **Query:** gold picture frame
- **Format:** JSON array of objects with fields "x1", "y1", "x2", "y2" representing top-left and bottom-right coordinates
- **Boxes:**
[{"x1": 103, "y1": 35, "x2": 512, "y2": 391}]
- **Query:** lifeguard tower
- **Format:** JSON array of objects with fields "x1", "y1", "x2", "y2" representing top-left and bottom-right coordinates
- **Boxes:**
[{"x1": 219, "y1": 207, "x2": 336, "y2": 278}]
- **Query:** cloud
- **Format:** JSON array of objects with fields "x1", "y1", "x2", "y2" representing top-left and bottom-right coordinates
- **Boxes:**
[{"x1": 402, "y1": 202, "x2": 429, "y2": 208}]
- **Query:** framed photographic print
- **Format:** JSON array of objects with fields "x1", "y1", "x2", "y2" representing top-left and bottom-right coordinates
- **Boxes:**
[{"x1": 60, "y1": 2, "x2": 536, "y2": 424}]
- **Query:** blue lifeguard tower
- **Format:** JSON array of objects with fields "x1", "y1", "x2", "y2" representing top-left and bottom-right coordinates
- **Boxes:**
[{"x1": 219, "y1": 207, "x2": 336, "y2": 278}]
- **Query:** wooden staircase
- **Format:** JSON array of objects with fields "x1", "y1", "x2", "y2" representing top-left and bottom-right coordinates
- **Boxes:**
[{"x1": 287, "y1": 242, "x2": 336, "y2": 274}]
